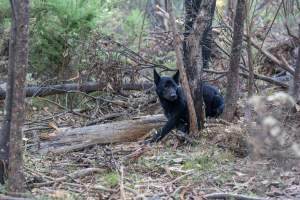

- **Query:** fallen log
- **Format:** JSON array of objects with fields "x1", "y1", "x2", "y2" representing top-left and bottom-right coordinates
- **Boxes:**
[
  {"x1": 38, "y1": 114, "x2": 166, "y2": 154},
  {"x1": 0, "y1": 82, "x2": 153, "y2": 100}
]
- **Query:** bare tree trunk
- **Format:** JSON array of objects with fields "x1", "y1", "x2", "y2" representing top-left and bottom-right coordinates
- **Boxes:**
[
  {"x1": 226, "y1": 0, "x2": 237, "y2": 26},
  {"x1": 292, "y1": 24, "x2": 300, "y2": 102},
  {"x1": 0, "y1": 0, "x2": 17, "y2": 185},
  {"x1": 167, "y1": 0, "x2": 198, "y2": 134},
  {"x1": 0, "y1": 0, "x2": 29, "y2": 192},
  {"x1": 183, "y1": 0, "x2": 216, "y2": 128},
  {"x1": 222, "y1": 0, "x2": 246, "y2": 121},
  {"x1": 184, "y1": 0, "x2": 216, "y2": 69},
  {"x1": 246, "y1": 0, "x2": 254, "y2": 97}
]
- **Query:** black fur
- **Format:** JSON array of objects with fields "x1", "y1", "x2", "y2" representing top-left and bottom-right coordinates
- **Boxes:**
[
  {"x1": 149, "y1": 69, "x2": 224, "y2": 143},
  {"x1": 202, "y1": 84, "x2": 224, "y2": 117}
]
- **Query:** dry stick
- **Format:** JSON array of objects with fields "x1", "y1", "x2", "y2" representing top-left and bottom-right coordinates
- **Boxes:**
[
  {"x1": 56, "y1": 168, "x2": 104, "y2": 182},
  {"x1": 249, "y1": 37, "x2": 295, "y2": 76},
  {"x1": 258, "y1": 0, "x2": 283, "y2": 51},
  {"x1": 239, "y1": 71, "x2": 289, "y2": 88},
  {"x1": 85, "y1": 112, "x2": 125, "y2": 126},
  {"x1": 119, "y1": 166, "x2": 126, "y2": 200},
  {"x1": 24, "y1": 166, "x2": 54, "y2": 181},
  {"x1": 59, "y1": 182, "x2": 117, "y2": 193},
  {"x1": 207, "y1": 40, "x2": 290, "y2": 89},
  {"x1": 204, "y1": 192, "x2": 268, "y2": 200},
  {"x1": 122, "y1": 144, "x2": 152, "y2": 161},
  {"x1": 137, "y1": 1, "x2": 148, "y2": 53},
  {"x1": 124, "y1": 186, "x2": 139, "y2": 196},
  {"x1": 204, "y1": 67, "x2": 289, "y2": 89},
  {"x1": 33, "y1": 168, "x2": 104, "y2": 188},
  {"x1": 168, "y1": 171, "x2": 194, "y2": 185},
  {"x1": 0, "y1": 194, "x2": 32, "y2": 200},
  {"x1": 284, "y1": 20, "x2": 300, "y2": 43},
  {"x1": 222, "y1": 20, "x2": 295, "y2": 76},
  {"x1": 167, "y1": 0, "x2": 198, "y2": 134}
]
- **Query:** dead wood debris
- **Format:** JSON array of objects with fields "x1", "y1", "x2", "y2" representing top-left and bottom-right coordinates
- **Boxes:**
[{"x1": 204, "y1": 192, "x2": 268, "y2": 200}]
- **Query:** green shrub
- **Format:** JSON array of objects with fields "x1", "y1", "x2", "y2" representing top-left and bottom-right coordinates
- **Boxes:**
[
  {"x1": 30, "y1": 0, "x2": 98, "y2": 78},
  {"x1": 122, "y1": 9, "x2": 149, "y2": 48}
]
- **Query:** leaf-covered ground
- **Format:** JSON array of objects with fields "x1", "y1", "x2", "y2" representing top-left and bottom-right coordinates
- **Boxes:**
[{"x1": 21, "y1": 107, "x2": 300, "y2": 200}]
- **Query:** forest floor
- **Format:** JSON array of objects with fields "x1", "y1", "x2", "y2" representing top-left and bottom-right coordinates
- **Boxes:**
[{"x1": 17, "y1": 92, "x2": 300, "y2": 200}]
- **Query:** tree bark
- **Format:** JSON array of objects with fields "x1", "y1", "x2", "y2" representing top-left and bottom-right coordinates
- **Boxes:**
[
  {"x1": 0, "y1": 0, "x2": 17, "y2": 185},
  {"x1": 184, "y1": 0, "x2": 216, "y2": 69},
  {"x1": 245, "y1": 0, "x2": 254, "y2": 97},
  {"x1": 38, "y1": 114, "x2": 166, "y2": 154},
  {"x1": 166, "y1": 0, "x2": 198, "y2": 134},
  {"x1": 226, "y1": 0, "x2": 237, "y2": 26},
  {"x1": 183, "y1": 0, "x2": 216, "y2": 128},
  {"x1": 0, "y1": 0, "x2": 29, "y2": 191},
  {"x1": 222, "y1": 0, "x2": 246, "y2": 121},
  {"x1": 0, "y1": 82, "x2": 152, "y2": 100},
  {"x1": 292, "y1": 24, "x2": 300, "y2": 102}
]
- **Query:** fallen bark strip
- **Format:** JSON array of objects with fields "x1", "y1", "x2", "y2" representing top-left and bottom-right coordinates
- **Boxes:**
[
  {"x1": 0, "y1": 82, "x2": 153, "y2": 100},
  {"x1": 0, "y1": 195, "x2": 32, "y2": 200},
  {"x1": 204, "y1": 193, "x2": 268, "y2": 200},
  {"x1": 38, "y1": 114, "x2": 166, "y2": 154}
]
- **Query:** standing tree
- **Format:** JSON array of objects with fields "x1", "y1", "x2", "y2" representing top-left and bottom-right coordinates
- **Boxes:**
[
  {"x1": 0, "y1": 0, "x2": 29, "y2": 192},
  {"x1": 222, "y1": 0, "x2": 246, "y2": 121},
  {"x1": 226, "y1": 0, "x2": 237, "y2": 26},
  {"x1": 292, "y1": 24, "x2": 300, "y2": 102},
  {"x1": 245, "y1": 0, "x2": 254, "y2": 97},
  {"x1": 183, "y1": 0, "x2": 216, "y2": 128},
  {"x1": 183, "y1": 0, "x2": 216, "y2": 69},
  {"x1": 167, "y1": 0, "x2": 198, "y2": 134}
]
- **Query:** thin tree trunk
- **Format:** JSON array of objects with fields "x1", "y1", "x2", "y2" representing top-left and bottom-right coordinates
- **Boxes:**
[
  {"x1": 1, "y1": 0, "x2": 29, "y2": 192},
  {"x1": 0, "y1": 0, "x2": 17, "y2": 185},
  {"x1": 246, "y1": 0, "x2": 254, "y2": 97},
  {"x1": 226, "y1": 0, "x2": 237, "y2": 26},
  {"x1": 245, "y1": 1, "x2": 254, "y2": 122},
  {"x1": 246, "y1": 37, "x2": 254, "y2": 97},
  {"x1": 167, "y1": 0, "x2": 198, "y2": 134},
  {"x1": 292, "y1": 24, "x2": 300, "y2": 102},
  {"x1": 183, "y1": 0, "x2": 216, "y2": 128},
  {"x1": 201, "y1": 0, "x2": 216, "y2": 69},
  {"x1": 184, "y1": 0, "x2": 216, "y2": 69},
  {"x1": 222, "y1": 0, "x2": 246, "y2": 121}
]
